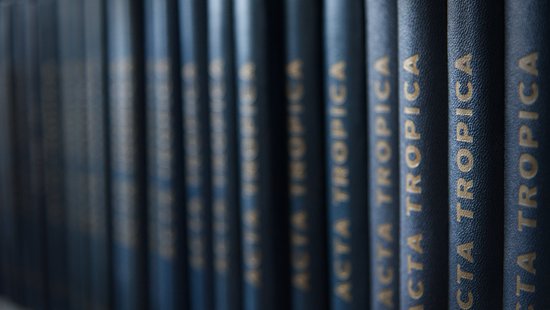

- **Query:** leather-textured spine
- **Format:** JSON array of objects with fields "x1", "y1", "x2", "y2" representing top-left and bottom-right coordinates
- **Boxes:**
[
  {"x1": 179, "y1": 0, "x2": 214, "y2": 309},
  {"x1": 234, "y1": 0, "x2": 290, "y2": 309},
  {"x1": 448, "y1": 1, "x2": 504, "y2": 309},
  {"x1": 107, "y1": 0, "x2": 148, "y2": 309},
  {"x1": 397, "y1": 0, "x2": 448, "y2": 308},
  {"x1": 207, "y1": 0, "x2": 242, "y2": 309},
  {"x1": 145, "y1": 0, "x2": 186, "y2": 308},
  {"x1": 285, "y1": 1, "x2": 327, "y2": 309},
  {"x1": 84, "y1": 0, "x2": 112, "y2": 308},
  {"x1": 324, "y1": 0, "x2": 368, "y2": 309},
  {"x1": 366, "y1": 0, "x2": 400, "y2": 309},
  {"x1": 504, "y1": 1, "x2": 550, "y2": 309}
]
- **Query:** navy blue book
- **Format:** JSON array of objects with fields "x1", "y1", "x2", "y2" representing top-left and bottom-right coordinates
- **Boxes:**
[
  {"x1": 366, "y1": 0, "x2": 399, "y2": 309},
  {"x1": 58, "y1": 0, "x2": 90, "y2": 307},
  {"x1": 324, "y1": 0, "x2": 368, "y2": 309},
  {"x1": 22, "y1": 2, "x2": 48, "y2": 308},
  {"x1": 0, "y1": 1, "x2": 16, "y2": 300},
  {"x1": 107, "y1": 0, "x2": 148, "y2": 309},
  {"x1": 84, "y1": 0, "x2": 112, "y2": 308},
  {"x1": 145, "y1": 0, "x2": 186, "y2": 308},
  {"x1": 284, "y1": 1, "x2": 327, "y2": 309},
  {"x1": 179, "y1": 0, "x2": 214, "y2": 309},
  {"x1": 233, "y1": 0, "x2": 290, "y2": 309},
  {"x1": 10, "y1": 1, "x2": 31, "y2": 304},
  {"x1": 397, "y1": 0, "x2": 448, "y2": 308},
  {"x1": 37, "y1": 0, "x2": 69, "y2": 308},
  {"x1": 504, "y1": 1, "x2": 550, "y2": 309},
  {"x1": 207, "y1": 0, "x2": 242, "y2": 309},
  {"x1": 448, "y1": 1, "x2": 504, "y2": 309}
]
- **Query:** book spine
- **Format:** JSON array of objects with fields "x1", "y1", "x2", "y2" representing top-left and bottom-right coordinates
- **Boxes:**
[
  {"x1": 84, "y1": 0, "x2": 112, "y2": 308},
  {"x1": 23, "y1": 2, "x2": 48, "y2": 308},
  {"x1": 207, "y1": 0, "x2": 242, "y2": 309},
  {"x1": 284, "y1": 1, "x2": 327, "y2": 309},
  {"x1": 234, "y1": 0, "x2": 289, "y2": 309},
  {"x1": 0, "y1": 1, "x2": 16, "y2": 301},
  {"x1": 107, "y1": 0, "x2": 148, "y2": 309},
  {"x1": 323, "y1": 0, "x2": 368, "y2": 309},
  {"x1": 179, "y1": 0, "x2": 214, "y2": 309},
  {"x1": 366, "y1": 0, "x2": 400, "y2": 309},
  {"x1": 397, "y1": 0, "x2": 448, "y2": 308},
  {"x1": 504, "y1": 1, "x2": 550, "y2": 309},
  {"x1": 145, "y1": 0, "x2": 186, "y2": 308},
  {"x1": 448, "y1": 1, "x2": 504, "y2": 309},
  {"x1": 11, "y1": 2, "x2": 30, "y2": 304},
  {"x1": 37, "y1": 0, "x2": 69, "y2": 308},
  {"x1": 58, "y1": 0, "x2": 90, "y2": 307}
]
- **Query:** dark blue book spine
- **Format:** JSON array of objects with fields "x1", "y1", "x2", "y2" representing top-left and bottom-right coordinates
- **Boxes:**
[
  {"x1": 0, "y1": 1, "x2": 16, "y2": 301},
  {"x1": 37, "y1": 0, "x2": 68, "y2": 308},
  {"x1": 448, "y1": 1, "x2": 504, "y2": 309},
  {"x1": 234, "y1": 0, "x2": 290, "y2": 309},
  {"x1": 397, "y1": 0, "x2": 448, "y2": 308},
  {"x1": 145, "y1": 0, "x2": 186, "y2": 308},
  {"x1": 23, "y1": 2, "x2": 48, "y2": 308},
  {"x1": 366, "y1": 0, "x2": 400, "y2": 309},
  {"x1": 504, "y1": 1, "x2": 550, "y2": 309},
  {"x1": 207, "y1": 0, "x2": 242, "y2": 309},
  {"x1": 11, "y1": 2, "x2": 31, "y2": 304},
  {"x1": 285, "y1": 1, "x2": 327, "y2": 309},
  {"x1": 323, "y1": 0, "x2": 368, "y2": 309},
  {"x1": 107, "y1": 0, "x2": 148, "y2": 309},
  {"x1": 179, "y1": 0, "x2": 214, "y2": 309},
  {"x1": 84, "y1": 0, "x2": 112, "y2": 308},
  {"x1": 58, "y1": 0, "x2": 90, "y2": 307}
]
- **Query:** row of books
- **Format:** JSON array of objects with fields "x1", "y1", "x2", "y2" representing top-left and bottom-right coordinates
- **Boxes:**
[{"x1": 0, "y1": 0, "x2": 548, "y2": 309}]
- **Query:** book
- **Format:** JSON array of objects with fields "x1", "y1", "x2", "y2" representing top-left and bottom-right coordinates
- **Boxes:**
[
  {"x1": 503, "y1": 1, "x2": 550, "y2": 309},
  {"x1": 448, "y1": 1, "x2": 504, "y2": 308},
  {"x1": 107, "y1": 0, "x2": 148, "y2": 308},
  {"x1": 324, "y1": 0, "x2": 369, "y2": 309},
  {"x1": 58, "y1": 0, "x2": 90, "y2": 307},
  {"x1": 21, "y1": 2, "x2": 48, "y2": 308},
  {"x1": 366, "y1": 0, "x2": 400, "y2": 309},
  {"x1": 284, "y1": 1, "x2": 328, "y2": 309},
  {"x1": 10, "y1": 1, "x2": 31, "y2": 304},
  {"x1": 397, "y1": 0, "x2": 448, "y2": 308},
  {"x1": 37, "y1": 0, "x2": 69, "y2": 307},
  {"x1": 84, "y1": 0, "x2": 112, "y2": 308},
  {"x1": 207, "y1": 0, "x2": 242, "y2": 309},
  {"x1": 179, "y1": 0, "x2": 214, "y2": 309},
  {"x1": 0, "y1": 0, "x2": 16, "y2": 300},
  {"x1": 233, "y1": 0, "x2": 290, "y2": 309},
  {"x1": 145, "y1": 0, "x2": 186, "y2": 308}
]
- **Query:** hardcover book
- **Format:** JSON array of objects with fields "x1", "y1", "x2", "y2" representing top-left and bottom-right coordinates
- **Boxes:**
[
  {"x1": 448, "y1": 1, "x2": 504, "y2": 308},
  {"x1": 366, "y1": 0, "x2": 400, "y2": 308},
  {"x1": 285, "y1": 1, "x2": 327, "y2": 309},
  {"x1": 324, "y1": 0, "x2": 369, "y2": 309},
  {"x1": 397, "y1": 0, "x2": 448, "y2": 308},
  {"x1": 145, "y1": 0, "x2": 186, "y2": 308},
  {"x1": 107, "y1": 0, "x2": 148, "y2": 308},
  {"x1": 504, "y1": 1, "x2": 550, "y2": 309},
  {"x1": 207, "y1": 0, "x2": 242, "y2": 309},
  {"x1": 179, "y1": 0, "x2": 214, "y2": 308}
]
